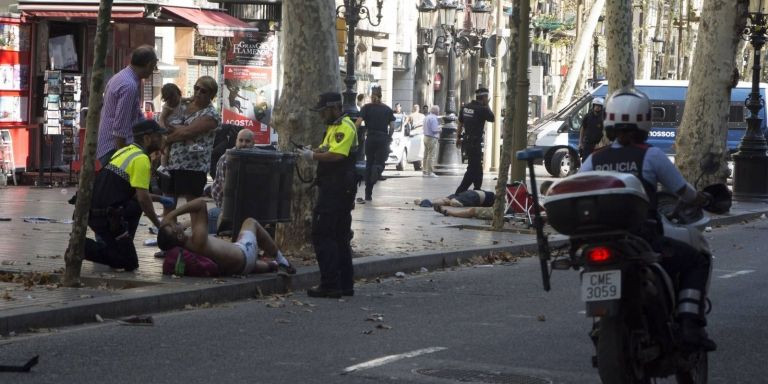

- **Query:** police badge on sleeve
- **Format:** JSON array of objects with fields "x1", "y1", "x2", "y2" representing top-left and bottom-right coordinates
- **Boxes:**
[{"x1": 335, "y1": 132, "x2": 345, "y2": 143}]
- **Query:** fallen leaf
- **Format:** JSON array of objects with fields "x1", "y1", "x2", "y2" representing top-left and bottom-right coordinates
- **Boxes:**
[
  {"x1": 362, "y1": 330, "x2": 373, "y2": 335},
  {"x1": 366, "y1": 314, "x2": 384, "y2": 322},
  {"x1": 376, "y1": 324, "x2": 392, "y2": 330},
  {"x1": 95, "y1": 314, "x2": 104, "y2": 323},
  {"x1": 266, "y1": 302, "x2": 285, "y2": 308},
  {"x1": 537, "y1": 315, "x2": 546, "y2": 322},
  {"x1": 275, "y1": 319, "x2": 291, "y2": 324}
]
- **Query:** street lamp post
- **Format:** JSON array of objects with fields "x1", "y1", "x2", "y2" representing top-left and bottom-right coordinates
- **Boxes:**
[
  {"x1": 592, "y1": 16, "x2": 603, "y2": 87},
  {"x1": 419, "y1": 0, "x2": 490, "y2": 175},
  {"x1": 733, "y1": 0, "x2": 768, "y2": 201},
  {"x1": 336, "y1": 0, "x2": 383, "y2": 118}
]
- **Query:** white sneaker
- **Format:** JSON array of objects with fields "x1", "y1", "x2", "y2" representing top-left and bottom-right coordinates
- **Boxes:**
[{"x1": 429, "y1": 172, "x2": 439, "y2": 177}]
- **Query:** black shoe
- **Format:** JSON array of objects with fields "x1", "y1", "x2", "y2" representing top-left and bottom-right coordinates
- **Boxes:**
[
  {"x1": 277, "y1": 263, "x2": 297, "y2": 275},
  {"x1": 307, "y1": 286, "x2": 342, "y2": 298},
  {"x1": 680, "y1": 319, "x2": 717, "y2": 352},
  {"x1": 364, "y1": 195, "x2": 372, "y2": 201},
  {"x1": 342, "y1": 289, "x2": 354, "y2": 297},
  {"x1": 379, "y1": 176, "x2": 387, "y2": 181},
  {"x1": 356, "y1": 197, "x2": 366, "y2": 204}
]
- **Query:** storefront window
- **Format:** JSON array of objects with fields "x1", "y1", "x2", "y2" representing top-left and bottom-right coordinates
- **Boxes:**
[{"x1": 194, "y1": 33, "x2": 218, "y2": 57}]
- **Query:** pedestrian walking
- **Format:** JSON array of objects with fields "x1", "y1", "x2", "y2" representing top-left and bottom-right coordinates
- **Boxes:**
[
  {"x1": 298, "y1": 92, "x2": 358, "y2": 298},
  {"x1": 83, "y1": 120, "x2": 165, "y2": 271},
  {"x1": 96, "y1": 45, "x2": 158, "y2": 167},
  {"x1": 455, "y1": 87, "x2": 495, "y2": 194},
  {"x1": 164, "y1": 76, "x2": 221, "y2": 207},
  {"x1": 422, "y1": 105, "x2": 441, "y2": 177},
  {"x1": 578, "y1": 97, "x2": 605, "y2": 161},
  {"x1": 355, "y1": 86, "x2": 395, "y2": 201}
]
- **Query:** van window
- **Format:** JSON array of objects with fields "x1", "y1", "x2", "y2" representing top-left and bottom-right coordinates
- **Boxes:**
[
  {"x1": 569, "y1": 101, "x2": 592, "y2": 131},
  {"x1": 729, "y1": 105, "x2": 745, "y2": 123}
]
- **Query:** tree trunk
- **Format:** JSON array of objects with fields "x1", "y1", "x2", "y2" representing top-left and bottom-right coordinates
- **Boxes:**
[
  {"x1": 661, "y1": 0, "x2": 677, "y2": 79},
  {"x1": 675, "y1": 0, "x2": 748, "y2": 185},
  {"x1": 554, "y1": 0, "x2": 606, "y2": 111},
  {"x1": 605, "y1": 0, "x2": 635, "y2": 93},
  {"x1": 273, "y1": 0, "x2": 340, "y2": 254},
  {"x1": 637, "y1": 0, "x2": 654, "y2": 79},
  {"x1": 414, "y1": 48, "x2": 430, "y2": 105},
  {"x1": 652, "y1": 0, "x2": 664, "y2": 79},
  {"x1": 62, "y1": 0, "x2": 113, "y2": 287},
  {"x1": 491, "y1": 0, "x2": 521, "y2": 229}
]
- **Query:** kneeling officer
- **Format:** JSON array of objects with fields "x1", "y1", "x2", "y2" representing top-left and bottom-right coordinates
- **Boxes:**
[
  {"x1": 298, "y1": 92, "x2": 358, "y2": 298},
  {"x1": 83, "y1": 120, "x2": 165, "y2": 271}
]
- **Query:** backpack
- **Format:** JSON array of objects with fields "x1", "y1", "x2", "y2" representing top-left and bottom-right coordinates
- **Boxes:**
[{"x1": 162, "y1": 247, "x2": 220, "y2": 277}]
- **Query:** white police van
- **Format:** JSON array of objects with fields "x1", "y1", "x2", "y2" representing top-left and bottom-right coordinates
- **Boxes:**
[{"x1": 528, "y1": 80, "x2": 768, "y2": 177}]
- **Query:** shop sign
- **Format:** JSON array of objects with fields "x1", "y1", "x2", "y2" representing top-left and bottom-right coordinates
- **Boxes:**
[{"x1": 226, "y1": 31, "x2": 275, "y2": 67}]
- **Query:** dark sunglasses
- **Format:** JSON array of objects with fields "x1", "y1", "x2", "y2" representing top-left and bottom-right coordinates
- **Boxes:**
[{"x1": 194, "y1": 85, "x2": 210, "y2": 94}]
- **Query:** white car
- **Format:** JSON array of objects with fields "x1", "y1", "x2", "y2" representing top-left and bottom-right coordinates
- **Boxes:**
[{"x1": 386, "y1": 117, "x2": 424, "y2": 171}]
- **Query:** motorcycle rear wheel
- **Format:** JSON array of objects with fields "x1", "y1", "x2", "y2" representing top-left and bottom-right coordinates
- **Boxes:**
[
  {"x1": 597, "y1": 316, "x2": 650, "y2": 384},
  {"x1": 675, "y1": 351, "x2": 708, "y2": 384}
]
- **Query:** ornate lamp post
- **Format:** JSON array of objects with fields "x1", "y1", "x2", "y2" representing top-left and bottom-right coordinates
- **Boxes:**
[
  {"x1": 336, "y1": 0, "x2": 383, "y2": 118},
  {"x1": 419, "y1": 0, "x2": 491, "y2": 175},
  {"x1": 733, "y1": 0, "x2": 768, "y2": 200}
]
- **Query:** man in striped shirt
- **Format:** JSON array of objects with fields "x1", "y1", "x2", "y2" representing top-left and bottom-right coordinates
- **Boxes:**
[{"x1": 96, "y1": 45, "x2": 158, "y2": 166}]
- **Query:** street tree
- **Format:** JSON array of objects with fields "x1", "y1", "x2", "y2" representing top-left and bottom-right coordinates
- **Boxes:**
[
  {"x1": 554, "y1": 0, "x2": 605, "y2": 111},
  {"x1": 63, "y1": 0, "x2": 113, "y2": 287},
  {"x1": 491, "y1": 0, "x2": 523, "y2": 229},
  {"x1": 605, "y1": 0, "x2": 635, "y2": 93},
  {"x1": 675, "y1": 0, "x2": 748, "y2": 184},
  {"x1": 272, "y1": 0, "x2": 340, "y2": 253}
]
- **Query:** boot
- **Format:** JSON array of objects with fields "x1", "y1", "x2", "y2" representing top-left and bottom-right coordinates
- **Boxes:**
[{"x1": 680, "y1": 318, "x2": 717, "y2": 352}]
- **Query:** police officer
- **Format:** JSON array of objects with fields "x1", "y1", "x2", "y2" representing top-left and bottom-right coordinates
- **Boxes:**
[
  {"x1": 355, "y1": 86, "x2": 395, "y2": 201},
  {"x1": 578, "y1": 97, "x2": 604, "y2": 161},
  {"x1": 299, "y1": 92, "x2": 358, "y2": 298},
  {"x1": 455, "y1": 87, "x2": 495, "y2": 194},
  {"x1": 83, "y1": 120, "x2": 165, "y2": 271},
  {"x1": 580, "y1": 87, "x2": 716, "y2": 351}
]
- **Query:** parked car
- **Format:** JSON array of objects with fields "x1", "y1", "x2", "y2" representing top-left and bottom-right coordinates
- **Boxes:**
[
  {"x1": 386, "y1": 114, "x2": 423, "y2": 171},
  {"x1": 527, "y1": 80, "x2": 768, "y2": 177}
]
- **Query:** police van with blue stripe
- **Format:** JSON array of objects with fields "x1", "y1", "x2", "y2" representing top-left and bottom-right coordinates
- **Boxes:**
[{"x1": 528, "y1": 80, "x2": 768, "y2": 177}]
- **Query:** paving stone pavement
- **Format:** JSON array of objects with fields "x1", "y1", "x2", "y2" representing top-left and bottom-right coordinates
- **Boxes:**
[{"x1": 0, "y1": 167, "x2": 765, "y2": 333}]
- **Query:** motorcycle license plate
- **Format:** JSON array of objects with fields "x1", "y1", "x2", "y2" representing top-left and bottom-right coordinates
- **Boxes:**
[{"x1": 581, "y1": 270, "x2": 621, "y2": 302}]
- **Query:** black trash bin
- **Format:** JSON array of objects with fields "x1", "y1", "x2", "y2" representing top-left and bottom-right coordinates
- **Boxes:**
[{"x1": 219, "y1": 148, "x2": 296, "y2": 238}]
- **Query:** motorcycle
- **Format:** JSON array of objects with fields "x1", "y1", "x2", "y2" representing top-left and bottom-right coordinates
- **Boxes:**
[{"x1": 516, "y1": 148, "x2": 731, "y2": 384}]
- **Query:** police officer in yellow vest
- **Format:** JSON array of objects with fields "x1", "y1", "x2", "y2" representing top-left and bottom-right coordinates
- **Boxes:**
[
  {"x1": 298, "y1": 92, "x2": 358, "y2": 298},
  {"x1": 84, "y1": 120, "x2": 165, "y2": 271}
]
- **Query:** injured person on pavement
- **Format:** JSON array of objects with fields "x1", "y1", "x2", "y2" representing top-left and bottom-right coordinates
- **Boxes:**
[
  {"x1": 156, "y1": 198, "x2": 296, "y2": 276},
  {"x1": 414, "y1": 189, "x2": 496, "y2": 220}
]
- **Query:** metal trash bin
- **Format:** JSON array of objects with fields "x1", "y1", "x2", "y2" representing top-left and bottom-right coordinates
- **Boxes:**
[{"x1": 219, "y1": 148, "x2": 296, "y2": 238}]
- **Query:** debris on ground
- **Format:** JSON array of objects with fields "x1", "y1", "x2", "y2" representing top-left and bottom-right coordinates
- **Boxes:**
[
  {"x1": 365, "y1": 313, "x2": 384, "y2": 322},
  {"x1": 394, "y1": 272, "x2": 406, "y2": 278},
  {"x1": 117, "y1": 315, "x2": 154, "y2": 326},
  {"x1": 375, "y1": 324, "x2": 392, "y2": 330},
  {"x1": 0, "y1": 355, "x2": 39, "y2": 372}
]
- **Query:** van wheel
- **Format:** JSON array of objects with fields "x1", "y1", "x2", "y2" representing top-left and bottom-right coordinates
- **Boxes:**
[
  {"x1": 412, "y1": 161, "x2": 422, "y2": 171},
  {"x1": 551, "y1": 148, "x2": 577, "y2": 178},
  {"x1": 544, "y1": 152, "x2": 556, "y2": 176},
  {"x1": 396, "y1": 150, "x2": 407, "y2": 171}
]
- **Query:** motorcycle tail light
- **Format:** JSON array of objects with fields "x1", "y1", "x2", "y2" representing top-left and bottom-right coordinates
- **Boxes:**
[{"x1": 586, "y1": 246, "x2": 613, "y2": 263}]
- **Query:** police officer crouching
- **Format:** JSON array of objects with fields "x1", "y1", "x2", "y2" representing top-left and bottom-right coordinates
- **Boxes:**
[
  {"x1": 455, "y1": 87, "x2": 495, "y2": 195},
  {"x1": 298, "y1": 92, "x2": 359, "y2": 298},
  {"x1": 83, "y1": 120, "x2": 165, "y2": 271}
]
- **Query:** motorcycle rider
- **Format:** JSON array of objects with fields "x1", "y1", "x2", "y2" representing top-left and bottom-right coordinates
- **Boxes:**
[{"x1": 579, "y1": 86, "x2": 717, "y2": 352}]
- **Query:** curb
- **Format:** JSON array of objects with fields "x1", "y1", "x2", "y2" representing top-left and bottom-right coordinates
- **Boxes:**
[{"x1": 0, "y1": 209, "x2": 764, "y2": 335}]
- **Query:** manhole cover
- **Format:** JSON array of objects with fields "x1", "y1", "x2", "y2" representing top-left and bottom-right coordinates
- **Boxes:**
[{"x1": 415, "y1": 368, "x2": 551, "y2": 384}]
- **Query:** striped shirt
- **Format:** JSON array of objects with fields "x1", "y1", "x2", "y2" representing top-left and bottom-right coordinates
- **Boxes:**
[{"x1": 96, "y1": 66, "x2": 144, "y2": 159}]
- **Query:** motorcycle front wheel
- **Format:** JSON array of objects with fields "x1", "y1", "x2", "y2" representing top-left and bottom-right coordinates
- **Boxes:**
[
  {"x1": 597, "y1": 316, "x2": 650, "y2": 384},
  {"x1": 675, "y1": 351, "x2": 708, "y2": 384}
]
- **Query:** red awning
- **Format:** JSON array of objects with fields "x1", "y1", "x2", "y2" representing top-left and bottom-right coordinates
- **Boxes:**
[
  {"x1": 21, "y1": 11, "x2": 145, "y2": 19},
  {"x1": 161, "y1": 6, "x2": 258, "y2": 37}
]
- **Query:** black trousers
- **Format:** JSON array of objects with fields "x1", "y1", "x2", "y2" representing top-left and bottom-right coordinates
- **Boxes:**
[
  {"x1": 364, "y1": 133, "x2": 390, "y2": 197},
  {"x1": 456, "y1": 143, "x2": 483, "y2": 195},
  {"x1": 312, "y1": 182, "x2": 356, "y2": 291},
  {"x1": 580, "y1": 141, "x2": 598, "y2": 162},
  {"x1": 84, "y1": 199, "x2": 142, "y2": 271},
  {"x1": 655, "y1": 236, "x2": 712, "y2": 320}
]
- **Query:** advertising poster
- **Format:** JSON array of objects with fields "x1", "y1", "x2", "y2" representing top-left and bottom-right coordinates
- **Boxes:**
[
  {"x1": 0, "y1": 22, "x2": 30, "y2": 125},
  {"x1": 0, "y1": 96, "x2": 27, "y2": 122},
  {"x1": 222, "y1": 65, "x2": 273, "y2": 145},
  {"x1": 226, "y1": 31, "x2": 275, "y2": 67}
]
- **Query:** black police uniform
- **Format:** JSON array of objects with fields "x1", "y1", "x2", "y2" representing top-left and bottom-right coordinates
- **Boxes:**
[
  {"x1": 312, "y1": 115, "x2": 359, "y2": 294},
  {"x1": 456, "y1": 100, "x2": 494, "y2": 194},
  {"x1": 359, "y1": 102, "x2": 395, "y2": 199},
  {"x1": 580, "y1": 112, "x2": 604, "y2": 160},
  {"x1": 84, "y1": 144, "x2": 151, "y2": 271}
]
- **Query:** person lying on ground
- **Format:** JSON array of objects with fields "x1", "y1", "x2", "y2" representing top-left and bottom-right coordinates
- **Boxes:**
[
  {"x1": 156, "y1": 197, "x2": 296, "y2": 275},
  {"x1": 415, "y1": 189, "x2": 495, "y2": 208},
  {"x1": 434, "y1": 205, "x2": 494, "y2": 220}
]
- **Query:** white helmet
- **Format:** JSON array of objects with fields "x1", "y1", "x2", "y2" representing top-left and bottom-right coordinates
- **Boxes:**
[
  {"x1": 603, "y1": 87, "x2": 652, "y2": 133},
  {"x1": 592, "y1": 97, "x2": 604, "y2": 106}
]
